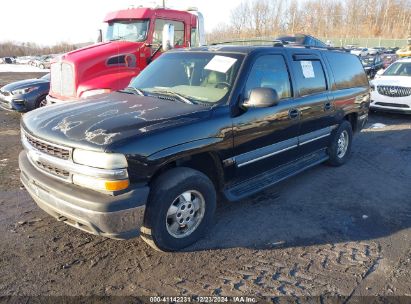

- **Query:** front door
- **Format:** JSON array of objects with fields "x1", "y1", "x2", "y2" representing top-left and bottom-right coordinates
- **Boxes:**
[{"x1": 231, "y1": 54, "x2": 301, "y2": 182}]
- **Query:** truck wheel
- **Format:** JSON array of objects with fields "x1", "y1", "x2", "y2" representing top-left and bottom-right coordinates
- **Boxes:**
[
  {"x1": 141, "y1": 167, "x2": 216, "y2": 252},
  {"x1": 327, "y1": 120, "x2": 353, "y2": 167}
]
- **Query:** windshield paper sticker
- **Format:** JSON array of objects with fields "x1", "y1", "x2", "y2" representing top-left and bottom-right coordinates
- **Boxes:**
[
  {"x1": 301, "y1": 61, "x2": 315, "y2": 78},
  {"x1": 205, "y1": 56, "x2": 237, "y2": 73}
]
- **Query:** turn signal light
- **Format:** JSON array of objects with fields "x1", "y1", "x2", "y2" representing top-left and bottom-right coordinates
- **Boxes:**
[{"x1": 104, "y1": 180, "x2": 130, "y2": 191}]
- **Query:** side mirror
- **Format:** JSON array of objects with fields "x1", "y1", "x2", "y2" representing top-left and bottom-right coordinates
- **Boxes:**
[
  {"x1": 96, "y1": 29, "x2": 103, "y2": 43},
  {"x1": 242, "y1": 88, "x2": 280, "y2": 108},
  {"x1": 162, "y1": 24, "x2": 175, "y2": 52}
]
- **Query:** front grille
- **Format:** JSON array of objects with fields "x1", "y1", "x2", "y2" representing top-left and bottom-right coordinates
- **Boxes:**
[
  {"x1": 50, "y1": 62, "x2": 75, "y2": 97},
  {"x1": 375, "y1": 102, "x2": 410, "y2": 108},
  {"x1": 35, "y1": 161, "x2": 70, "y2": 179},
  {"x1": 24, "y1": 133, "x2": 71, "y2": 160},
  {"x1": 377, "y1": 86, "x2": 411, "y2": 98}
]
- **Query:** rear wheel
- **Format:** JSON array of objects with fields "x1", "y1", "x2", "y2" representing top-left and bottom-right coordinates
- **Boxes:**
[
  {"x1": 327, "y1": 120, "x2": 353, "y2": 166},
  {"x1": 141, "y1": 167, "x2": 216, "y2": 252}
]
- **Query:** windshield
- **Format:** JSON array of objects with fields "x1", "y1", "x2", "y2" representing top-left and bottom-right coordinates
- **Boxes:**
[
  {"x1": 383, "y1": 62, "x2": 411, "y2": 76},
  {"x1": 129, "y1": 52, "x2": 244, "y2": 104},
  {"x1": 106, "y1": 20, "x2": 149, "y2": 42}
]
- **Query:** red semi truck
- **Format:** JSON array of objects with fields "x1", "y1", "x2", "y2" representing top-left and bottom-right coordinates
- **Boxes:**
[{"x1": 47, "y1": 6, "x2": 205, "y2": 104}]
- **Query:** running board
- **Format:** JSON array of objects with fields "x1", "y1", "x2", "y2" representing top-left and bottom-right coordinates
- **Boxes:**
[{"x1": 224, "y1": 149, "x2": 329, "y2": 201}]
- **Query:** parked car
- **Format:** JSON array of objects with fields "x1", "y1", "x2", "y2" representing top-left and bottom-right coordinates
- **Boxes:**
[
  {"x1": 16, "y1": 56, "x2": 33, "y2": 65},
  {"x1": 275, "y1": 34, "x2": 328, "y2": 47},
  {"x1": 396, "y1": 45, "x2": 411, "y2": 58},
  {"x1": 370, "y1": 58, "x2": 411, "y2": 113},
  {"x1": 28, "y1": 55, "x2": 54, "y2": 69},
  {"x1": 384, "y1": 48, "x2": 397, "y2": 55},
  {"x1": 373, "y1": 47, "x2": 386, "y2": 53},
  {"x1": 351, "y1": 48, "x2": 369, "y2": 57},
  {"x1": 19, "y1": 45, "x2": 370, "y2": 251},
  {"x1": 35, "y1": 55, "x2": 56, "y2": 69},
  {"x1": 381, "y1": 54, "x2": 398, "y2": 68},
  {"x1": 361, "y1": 55, "x2": 384, "y2": 78},
  {"x1": 1, "y1": 57, "x2": 15, "y2": 64},
  {"x1": 368, "y1": 48, "x2": 381, "y2": 55},
  {"x1": 0, "y1": 74, "x2": 50, "y2": 112}
]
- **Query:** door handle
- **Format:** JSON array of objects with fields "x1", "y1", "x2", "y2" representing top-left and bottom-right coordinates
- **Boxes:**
[
  {"x1": 324, "y1": 102, "x2": 332, "y2": 111},
  {"x1": 288, "y1": 108, "x2": 300, "y2": 119}
]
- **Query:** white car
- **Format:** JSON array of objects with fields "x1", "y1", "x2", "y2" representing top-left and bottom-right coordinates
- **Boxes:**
[
  {"x1": 351, "y1": 48, "x2": 369, "y2": 57},
  {"x1": 370, "y1": 58, "x2": 411, "y2": 113}
]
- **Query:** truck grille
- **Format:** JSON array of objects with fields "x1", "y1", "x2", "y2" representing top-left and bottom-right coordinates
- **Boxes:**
[
  {"x1": 50, "y1": 62, "x2": 75, "y2": 97},
  {"x1": 377, "y1": 86, "x2": 411, "y2": 98},
  {"x1": 24, "y1": 132, "x2": 71, "y2": 160},
  {"x1": 35, "y1": 161, "x2": 70, "y2": 179}
]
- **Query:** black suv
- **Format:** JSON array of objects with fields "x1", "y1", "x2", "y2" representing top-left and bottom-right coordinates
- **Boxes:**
[{"x1": 19, "y1": 45, "x2": 370, "y2": 251}]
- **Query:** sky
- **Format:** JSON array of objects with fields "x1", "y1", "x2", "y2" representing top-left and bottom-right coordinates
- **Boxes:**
[{"x1": 0, "y1": 0, "x2": 236, "y2": 45}]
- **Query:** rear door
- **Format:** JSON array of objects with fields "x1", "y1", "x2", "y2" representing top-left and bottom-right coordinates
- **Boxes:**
[{"x1": 288, "y1": 52, "x2": 336, "y2": 155}]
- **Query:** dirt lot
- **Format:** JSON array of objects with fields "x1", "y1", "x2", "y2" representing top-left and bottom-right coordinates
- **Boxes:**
[{"x1": 0, "y1": 73, "x2": 410, "y2": 300}]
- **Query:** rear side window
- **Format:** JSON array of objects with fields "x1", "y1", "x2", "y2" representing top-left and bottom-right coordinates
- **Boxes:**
[
  {"x1": 326, "y1": 52, "x2": 369, "y2": 89},
  {"x1": 292, "y1": 59, "x2": 327, "y2": 96}
]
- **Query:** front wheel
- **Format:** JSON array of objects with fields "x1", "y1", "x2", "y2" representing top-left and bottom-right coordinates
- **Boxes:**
[
  {"x1": 141, "y1": 167, "x2": 216, "y2": 252},
  {"x1": 327, "y1": 120, "x2": 353, "y2": 166}
]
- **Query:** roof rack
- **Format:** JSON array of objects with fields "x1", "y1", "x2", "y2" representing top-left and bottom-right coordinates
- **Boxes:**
[
  {"x1": 210, "y1": 39, "x2": 284, "y2": 47},
  {"x1": 209, "y1": 39, "x2": 348, "y2": 53}
]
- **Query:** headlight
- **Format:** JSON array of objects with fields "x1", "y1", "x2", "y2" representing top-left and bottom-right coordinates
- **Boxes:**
[
  {"x1": 12, "y1": 86, "x2": 39, "y2": 95},
  {"x1": 81, "y1": 89, "x2": 111, "y2": 98},
  {"x1": 72, "y1": 174, "x2": 129, "y2": 192},
  {"x1": 73, "y1": 149, "x2": 128, "y2": 169}
]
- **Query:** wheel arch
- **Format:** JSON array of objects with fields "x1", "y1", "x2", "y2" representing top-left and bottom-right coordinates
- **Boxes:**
[
  {"x1": 148, "y1": 150, "x2": 225, "y2": 193},
  {"x1": 344, "y1": 112, "x2": 359, "y2": 133}
]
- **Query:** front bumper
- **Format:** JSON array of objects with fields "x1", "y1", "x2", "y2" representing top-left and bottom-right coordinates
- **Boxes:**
[
  {"x1": 370, "y1": 92, "x2": 411, "y2": 114},
  {"x1": 0, "y1": 93, "x2": 32, "y2": 112},
  {"x1": 19, "y1": 151, "x2": 149, "y2": 239}
]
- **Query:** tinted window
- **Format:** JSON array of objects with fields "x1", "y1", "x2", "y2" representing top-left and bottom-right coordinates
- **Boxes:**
[
  {"x1": 292, "y1": 59, "x2": 327, "y2": 96},
  {"x1": 326, "y1": 52, "x2": 369, "y2": 89},
  {"x1": 153, "y1": 19, "x2": 184, "y2": 46},
  {"x1": 244, "y1": 55, "x2": 292, "y2": 100}
]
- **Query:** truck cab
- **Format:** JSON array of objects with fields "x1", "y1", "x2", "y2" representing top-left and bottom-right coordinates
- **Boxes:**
[{"x1": 47, "y1": 7, "x2": 205, "y2": 103}]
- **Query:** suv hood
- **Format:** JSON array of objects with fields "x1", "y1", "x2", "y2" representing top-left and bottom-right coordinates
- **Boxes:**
[
  {"x1": 2, "y1": 78, "x2": 49, "y2": 92},
  {"x1": 372, "y1": 76, "x2": 411, "y2": 87},
  {"x1": 22, "y1": 92, "x2": 211, "y2": 151}
]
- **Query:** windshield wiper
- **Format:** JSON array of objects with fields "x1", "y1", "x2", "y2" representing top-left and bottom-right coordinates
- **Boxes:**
[
  {"x1": 150, "y1": 90, "x2": 195, "y2": 104},
  {"x1": 119, "y1": 87, "x2": 146, "y2": 96}
]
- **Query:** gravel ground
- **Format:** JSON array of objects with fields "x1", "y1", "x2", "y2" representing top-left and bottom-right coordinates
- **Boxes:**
[{"x1": 0, "y1": 73, "x2": 410, "y2": 300}]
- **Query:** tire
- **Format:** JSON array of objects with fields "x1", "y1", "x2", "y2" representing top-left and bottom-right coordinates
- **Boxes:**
[
  {"x1": 327, "y1": 120, "x2": 353, "y2": 167},
  {"x1": 39, "y1": 64, "x2": 45, "y2": 69},
  {"x1": 35, "y1": 95, "x2": 47, "y2": 108},
  {"x1": 141, "y1": 167, "x2": 216, "y2": 252}
]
